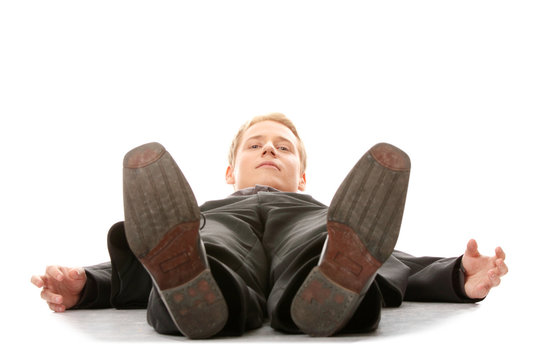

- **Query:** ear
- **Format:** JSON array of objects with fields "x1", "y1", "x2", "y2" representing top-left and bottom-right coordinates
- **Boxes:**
[
  {"x1": 225, "y1": 165, "x2": 236, "y2": 185},
  {"x1": 297, "y1": 172, "x2": 307, "y2": 192}
]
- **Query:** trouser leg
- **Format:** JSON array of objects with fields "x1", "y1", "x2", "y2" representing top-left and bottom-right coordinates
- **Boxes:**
[
  {"x1": 260, "y1": 192, "x2": 383, "y2": 334},
  {"x1": 109, "y1": 187, "x2": 383, "y2": 336},
  {"x1": 147, "y1": 255, "x2": 264, "y2": 335},
  {"x1": 107, "y1": 194, "x2": 268, "y2": 336},
  {"x1": 146, "y1": 195, "x2": 268, "y2": 336},
  {"x1": 107, "y1": 221, "x2": 153, "y2": 309}
]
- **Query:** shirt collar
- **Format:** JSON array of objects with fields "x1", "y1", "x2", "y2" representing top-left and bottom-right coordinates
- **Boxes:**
[{"x1": 230, "y1": 185, "x2": 281, "y2": 197}]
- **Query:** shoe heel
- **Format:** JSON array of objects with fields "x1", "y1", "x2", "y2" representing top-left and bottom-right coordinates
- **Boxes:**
[
  {"x1": 291, "y1": 267, "x2": 364, "y2": 337},
  {"x1": 320, "y1": 221, "x2": 382, "y2": 293},
  {"x1": 161, "y1": 269, "x2": 228, "y2": 339}
]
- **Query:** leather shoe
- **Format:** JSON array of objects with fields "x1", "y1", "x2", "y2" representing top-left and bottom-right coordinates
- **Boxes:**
[
  {"x1": 123, "y1": 142, "x2": 228, "y2": 339},
  {"x1": 291, "y1": 143, "x2": 411, "y2": 336}
]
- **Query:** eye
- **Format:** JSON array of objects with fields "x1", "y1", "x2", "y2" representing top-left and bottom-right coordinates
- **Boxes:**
[
  {"x1": 249, "y1": 144, "x2": 260, "y2": 149},
  {"x1": 278, "y1": 146, "x2": 289, "y2": 151}
]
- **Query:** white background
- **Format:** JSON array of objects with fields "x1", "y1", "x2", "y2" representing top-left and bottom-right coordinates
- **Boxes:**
[{"x1": 1, "y1": 1, "x2": 538, "y2": 359}]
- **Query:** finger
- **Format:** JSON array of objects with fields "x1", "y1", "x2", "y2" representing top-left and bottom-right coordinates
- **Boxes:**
[
  {"x1": 68, "y1": 268, "x2": 85, "y2": 280},
  {"x1": 496, "y1": 258, "x2": 509, "y2": 276},
  {"x1": 40, "y1": 289, "x2": 63, "y2": 305},
  {"x1": 46, "y1": 265, "x2": 64, "y2": 281},
  {"x1": 488, "y1": 270, "x2": 501, "y2": 287},
  {"x1": 48, "y1": 302, "x2": 66, "y2": 313},
  {"x1": 465, "y1": 239, "x2": 480, "y2": 257},
  {"x1": 30, "y1": 275, "x2": 44, "y2": 288},
  {"x1": 495, "y1": 247, "x2": 506, "y2": 260}
]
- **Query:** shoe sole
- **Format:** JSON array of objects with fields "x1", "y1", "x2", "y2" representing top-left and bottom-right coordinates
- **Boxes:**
[
  {"x1": 123, "y1": 142, "x2": 228, "y2": 339},
  {"x1": 291, "y1": 143, "x2": 410, "y2": 336}
]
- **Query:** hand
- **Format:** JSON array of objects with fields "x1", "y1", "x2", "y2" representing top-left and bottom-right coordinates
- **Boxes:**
[
  {"x1": 31, "y1": 265, "x2": 87, "y2": 312},
  {"x1": 462, "y1": 239, "x2": 508, "y2": 299}
]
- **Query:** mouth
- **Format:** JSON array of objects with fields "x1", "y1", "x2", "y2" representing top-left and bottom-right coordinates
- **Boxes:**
[{"x1": 256, "y1": 161, "x2": 280, "y2": 171}]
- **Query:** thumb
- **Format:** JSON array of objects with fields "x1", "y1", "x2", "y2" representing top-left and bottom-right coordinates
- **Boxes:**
[
  {"x1": 465, "y1": 239, "x2": 480, "y2": 257},
  {"x1": 69, "y1": 268, "x2": 85, "y2": 280}
]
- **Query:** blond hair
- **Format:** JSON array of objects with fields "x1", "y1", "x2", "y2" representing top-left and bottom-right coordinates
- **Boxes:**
[{"x1": 228, "y1": 113, "x2": 307, "y2": 174}]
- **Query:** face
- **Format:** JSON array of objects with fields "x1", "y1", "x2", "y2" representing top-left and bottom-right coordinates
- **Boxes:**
[{"x1": 226, "y1": 121, "x2": 306, "y2": 192}]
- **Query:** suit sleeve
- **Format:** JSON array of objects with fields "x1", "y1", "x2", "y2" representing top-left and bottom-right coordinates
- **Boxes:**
[
  {"x1": 71, "y1": 221, "x2": 152, "y2": 310},
  {"x1": 71, "y1": 262, "x2": 113, "y2": 309},
  {"x1": 392, "y1": 250, "x2": 483, "y2": 303}
]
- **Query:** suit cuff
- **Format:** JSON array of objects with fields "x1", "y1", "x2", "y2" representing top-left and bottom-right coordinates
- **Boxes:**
[
  {"x1": 71, "y1": 262, "x2": 112, "y2": 309},
  {"x1": 454, "y1": 255, "x2": 485, "y2": 303}
]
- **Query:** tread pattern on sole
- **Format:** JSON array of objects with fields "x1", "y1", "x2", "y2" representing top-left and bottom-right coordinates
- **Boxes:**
[
  {"x1": 162, "y1": 269, "x2": 228, "y2": 339},
  {"x1": 122, "y1": 142, "x2": 227, "y2": 339},
  {"x1": 328, "y1": 144, "x2": 410, "y2": 262},
  {"x1": 292, "y1": 143, "x2": 410, "y2": 337},
  {"x1": 291, "y1": 267, "x2": 371, "y2": 337}
]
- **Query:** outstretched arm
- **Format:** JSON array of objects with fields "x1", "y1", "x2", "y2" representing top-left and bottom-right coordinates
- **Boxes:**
[
  {"x1": 31, "y1": 265, "x2": 87, "y2": 312},
  {"x1": 462, "y1": 239, "x2": 508, "y2": 299}
]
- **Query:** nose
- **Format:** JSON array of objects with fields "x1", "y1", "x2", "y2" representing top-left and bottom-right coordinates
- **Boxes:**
[{"x1": 262, "y1": 142, "x2": 276, "y2": 157}]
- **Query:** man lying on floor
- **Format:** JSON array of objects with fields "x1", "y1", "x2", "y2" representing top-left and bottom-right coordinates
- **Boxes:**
[{"x1": 31, "y1": 113, "x2": 508, "y2": 339}]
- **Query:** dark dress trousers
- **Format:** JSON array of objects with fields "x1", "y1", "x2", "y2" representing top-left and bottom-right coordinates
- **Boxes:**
[{"x1": 75, "y1": 186, "x2": 480, "y2": 336}]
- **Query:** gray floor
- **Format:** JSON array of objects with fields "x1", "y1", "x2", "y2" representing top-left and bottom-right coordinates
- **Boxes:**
[
  {"x1": 55, "y1": 302, "x2": 478, "y2": 343},
  {"x1": 13, "y1": 268, "x2": 533, "y2": 360}
]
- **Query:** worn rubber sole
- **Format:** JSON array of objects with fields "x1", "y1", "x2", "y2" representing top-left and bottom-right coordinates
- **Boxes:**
[
  {"x1": 122, "y1": 142, "x2": 228, "y2": 339},
  {"x1": 291, "y1": 143, "x2": 410, "y2": 336}
]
